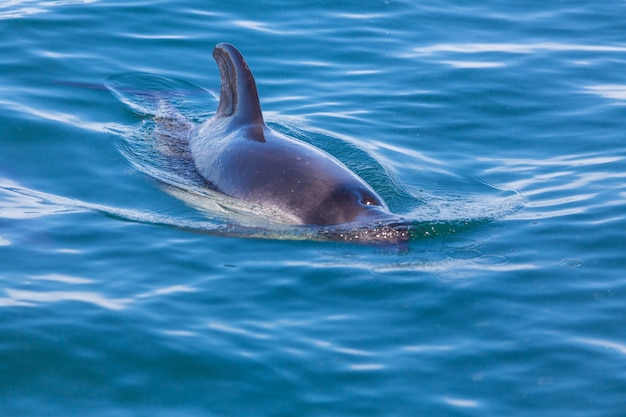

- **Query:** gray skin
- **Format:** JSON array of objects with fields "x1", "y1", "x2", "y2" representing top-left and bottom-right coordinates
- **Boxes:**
[{"x1": 188, "y1": 42, "x2": 392, "y2": 226}]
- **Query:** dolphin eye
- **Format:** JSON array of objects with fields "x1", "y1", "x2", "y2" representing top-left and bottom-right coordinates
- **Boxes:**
[{"x1": 360, "y1": 196, "x2": 378, "y2": 206}]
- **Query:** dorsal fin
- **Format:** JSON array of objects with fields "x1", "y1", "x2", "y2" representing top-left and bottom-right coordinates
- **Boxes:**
[{"x1": 213, "y1": 43, "x2": 265, "y2": 140}]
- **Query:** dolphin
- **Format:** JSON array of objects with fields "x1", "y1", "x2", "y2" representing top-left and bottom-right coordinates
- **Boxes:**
[{"x1": 188, "y1": 42, "x2": 396, "y2": 226}]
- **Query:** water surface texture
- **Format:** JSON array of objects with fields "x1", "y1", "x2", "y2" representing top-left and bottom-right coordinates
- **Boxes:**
[{"x1": 1, "y1": 1, "x2": 625, "y2": 416}]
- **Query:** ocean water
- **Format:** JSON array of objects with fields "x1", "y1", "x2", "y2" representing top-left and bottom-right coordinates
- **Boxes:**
[{"x1": 1, "y1": 0, "x2": 626, "y2": 416}]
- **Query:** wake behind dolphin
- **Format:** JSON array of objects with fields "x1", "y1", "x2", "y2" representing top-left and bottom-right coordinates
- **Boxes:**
[{"x1": 104, "y1": 43, "x2": 525, "y2": 244}]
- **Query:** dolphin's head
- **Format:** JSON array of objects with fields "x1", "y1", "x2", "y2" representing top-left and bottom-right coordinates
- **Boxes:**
[
  {"x1": 298, "y1": 182, "x2": 391, "y2": 226},
  {"x1": 313, "y1": 195, "x2": 413, "y2": 244}
]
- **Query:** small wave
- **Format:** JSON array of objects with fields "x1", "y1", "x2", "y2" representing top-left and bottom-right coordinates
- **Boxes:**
[{"x1": 0, "y1": 0, "x2": 98, "y2": 20}]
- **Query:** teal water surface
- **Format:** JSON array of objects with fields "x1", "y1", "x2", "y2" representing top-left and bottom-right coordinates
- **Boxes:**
[{"x1": 1, "y1": 1, "x2": 626, "y2": 416}]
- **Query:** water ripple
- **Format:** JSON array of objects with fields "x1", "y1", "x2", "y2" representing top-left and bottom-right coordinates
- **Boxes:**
[
  {"x1": 574, "y1": 337, "x2": 626, "y2": 356},
  {"x1": 410, "y1": 42, "x2": 626, "y2": 56},
  {"x1": 584, "y1": 84, "x2": 626, "y2": 103},
  {"x1": 0, "y1": 0, "x2": 98, "y2": 20},
  {"x1": 5, "y1": 289, "x2": 131, "y2": 311}
]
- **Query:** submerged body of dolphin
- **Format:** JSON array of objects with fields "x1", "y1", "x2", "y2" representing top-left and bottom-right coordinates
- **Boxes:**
[{"x1": 189, "y1": 42, "x2": 397, "y2": 226}]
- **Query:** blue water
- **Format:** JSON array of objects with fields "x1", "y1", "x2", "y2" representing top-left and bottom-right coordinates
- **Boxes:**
[{"x1": 1, "y1": 1, "x2": 626, "y2": 416}]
